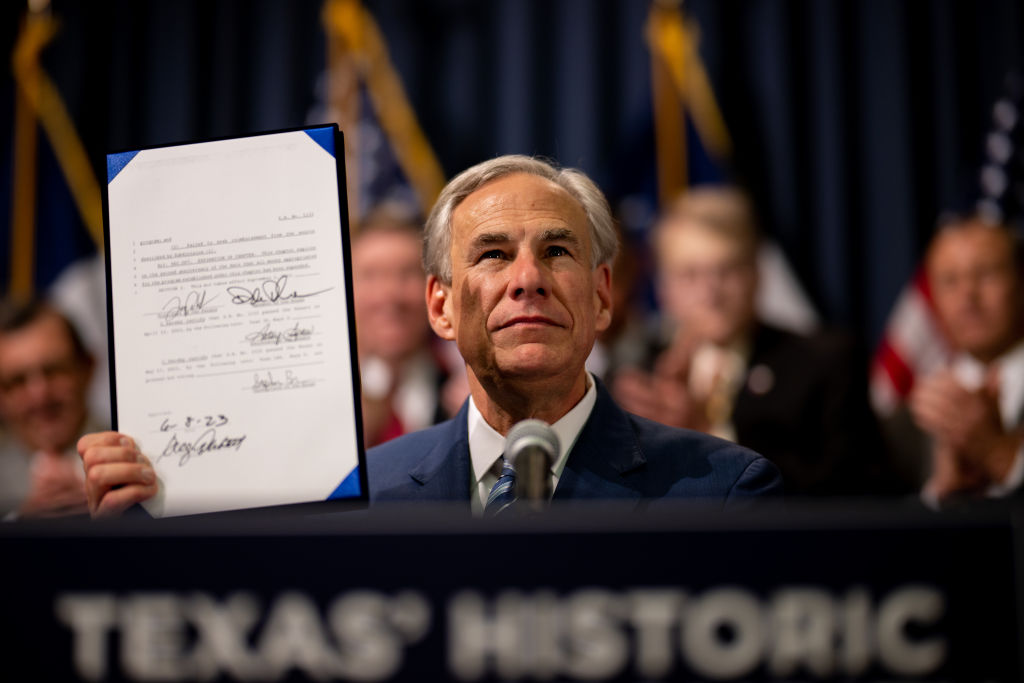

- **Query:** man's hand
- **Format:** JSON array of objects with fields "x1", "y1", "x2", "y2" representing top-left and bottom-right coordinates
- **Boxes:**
[
  {"x1": 922, "y1": 442, "x2": 989, "y2": 501},
  {"x1": 77, "y1": 432, "x2": 158, "y2": 518},
  {"x1": 612, "y1": 367, "x2": 709, "y2": 432},
  {"x1": 911, "y1": 369, "x2": 1020, "y2": 497},
  {"x1": 19, "y1": 451, "x2": 88, "y2": 518},
  {"x1": 612, "y1": 334, "x2": 714, "y2": 431}
]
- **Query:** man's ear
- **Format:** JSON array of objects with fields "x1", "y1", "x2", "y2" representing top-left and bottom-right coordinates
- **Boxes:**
[
  {"x1": 426, "y1": 274, "x2": 456, "y2": 341},
  {"x1": 593, "y1": 263, "x2": 613, "y2": 333}
]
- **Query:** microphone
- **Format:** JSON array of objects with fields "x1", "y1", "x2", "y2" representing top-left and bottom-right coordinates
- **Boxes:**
[{"x1": 504, "y1": 419, "x2": 560, "y2": 511}]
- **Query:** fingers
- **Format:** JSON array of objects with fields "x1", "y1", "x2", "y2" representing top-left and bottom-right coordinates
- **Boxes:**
[
  {"x1": 77, "y1": 430, "x2": 134, "y2": 455},
  {"x1": 910, "y1": 387, "x2": 957, "y2": 434},
  {"x1": 87, "y1": 460, "x2": 153, "y2": 491},
  {"x1": 923, "y1": 445, "x2": 961, "y2": 501},
  {"x1": 613, "y1": 370, "x2": 664, "y2": 417},
  {"x1": 912, "y1": 370, "x2": 1011, "y2": 479},
  {"x1": 910, "y1": 372, "x2": 971, "y2": 437},
  {"x1": 656, "y1": 337, "x2": 698, "y2": 380},
  {"x1": 93, "y1": 481, "x2": 158, "y2": 518},
  {"x1": 78, "y1": 431, "x2": 158, "y2": 518},
  {"x1": 79, "y1": 431, "x2": 141, "y2": 465},
  {"x1": 613, "y1": 368, "x2": 699, "y2": 429},
  {"x1": 86, "y1": 456, "x2": 158, "y2": 519},
  {"x1": 20, "y1": 472, "x2": 88, "y2": 518}
]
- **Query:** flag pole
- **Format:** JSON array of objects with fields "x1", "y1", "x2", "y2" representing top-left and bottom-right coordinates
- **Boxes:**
[
  {"x1": 647, "y1": 0, "x2": 733, "y2": 206},
  {"x1": 8, "y1": 2, "x2": 50, "y2": 298},
  {"x1": 322, "y1": 0, "x2": 446, "y2": 226}
]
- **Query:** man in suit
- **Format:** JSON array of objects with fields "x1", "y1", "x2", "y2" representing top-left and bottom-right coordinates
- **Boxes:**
[
  {"x1": 367, "y1": 157, "x2": 779, "y2": 511},
  {"x1": 0, "y1": 300, "x2": 97, "y2": 517},
  {"x1": 908, "y1": 215, "x2": 1024, "y2": 503},
  {"x1": 78, "y1": 156, "x2": 780, "y2": 517},
  {"x1": 613, "y1": 186, "x2": 887, "y2": 495}
]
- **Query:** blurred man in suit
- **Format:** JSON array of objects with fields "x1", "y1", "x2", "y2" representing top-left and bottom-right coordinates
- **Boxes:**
[
  {"x1": 79, "y1": 156, "x2": 780, "y2": 517},
  {"x1": 352, "y1": 204, "x2": 466, "y2": 447},
  {"x1": 0, "y1": 300, "x2": 96, "y2": 517},
  {"x1": 613, "y1": 187, "x2": 886, "y2": 495},
  {"x1": 910, "y1": 215, "x2": 1024, "y2": 503}
]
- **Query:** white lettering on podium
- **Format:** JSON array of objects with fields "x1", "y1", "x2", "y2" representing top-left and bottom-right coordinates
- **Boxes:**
[
  {"x1": 55, "y1": 590, "x2": 430, "y2": 682},
  {"x1": 447, "y1": 585, "x2": 947, "y2": 681},
  {"x1": 54, "y1": 594, "x2": 117, "y2": 681},
  {"x1": 55, "y1": 584, "x2": 947, "y2": 681}
]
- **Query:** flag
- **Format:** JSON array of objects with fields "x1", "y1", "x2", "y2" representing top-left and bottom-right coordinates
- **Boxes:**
[
  {"x1": 869, "y1": 270, "x2": 950, "y2": 415},
  {"x1": 314, "y1": 0, "x2": 447, "y2": 228},
  {"x1": 8, "y1": 5, "x2": 103, "y2": 296},
  {"x1": 645, "y1": 0, "x2": 818, "y2": 333},
  {"x1": 6, "y1": 2, "x2": 109, "y2": 418},
  {"x1": 869, "y1": 73, "x2": 1024, "y2": 416},
  {"x1": 646, "y1": 0, "x2": 731, "y2": 200}
]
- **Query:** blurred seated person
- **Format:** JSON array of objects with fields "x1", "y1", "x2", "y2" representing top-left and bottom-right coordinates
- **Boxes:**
[
  {"x1": 613, "y1": 186, "x2": 885, "y2": 495},
  {"x1": 0, "y1": 299, "x2": 100, "y2": 518},
  {"x1": 352, "y1": 204, "x2": 467, "y2": 447},
  {"x1": 909, "y1": 215, "x2": 1024, "y2": 503}
]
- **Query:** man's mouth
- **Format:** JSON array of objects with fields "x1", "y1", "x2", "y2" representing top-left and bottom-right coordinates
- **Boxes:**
[{"x1": 498, "y1": 315, "x2": 562, "y2": 330}]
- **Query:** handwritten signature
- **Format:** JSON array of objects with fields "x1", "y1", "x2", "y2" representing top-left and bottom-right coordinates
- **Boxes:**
[
  {"x1": 243, "y1": 322, "x2": 314, "y2": 346},
  {"x1": 227, "y1": 275, "x2": 332, "y2": 307},
  {"x1": 158, "y1": 428, "x2": 247, "y2": 468},
  {"x1": 252, "y1": 369, "x2": 316, "y2": 392},
  {"x1": 160, "y1": 290, "x2": 217, "y2": 320}
]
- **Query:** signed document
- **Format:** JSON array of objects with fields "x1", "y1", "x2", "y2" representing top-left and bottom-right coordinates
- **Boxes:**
[{"x1": 104, "y1": 126, "x2": 364, "y2": 516}]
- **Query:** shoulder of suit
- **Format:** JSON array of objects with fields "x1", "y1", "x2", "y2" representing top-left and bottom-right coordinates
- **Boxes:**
[
  {"x1": 618, "y1": 410, "x2": 780, "y2": 497},
  {"x1": 366, "y1": 416, "x2": 461, "y2": 465},
  {"x1": 624, "y1": 410, "x2": 762, "y2": 465}
]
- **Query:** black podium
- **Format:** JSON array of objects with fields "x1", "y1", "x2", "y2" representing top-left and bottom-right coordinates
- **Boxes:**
[{"x1": 1, "y1": 501, "x2": 1020, "y2": 682}]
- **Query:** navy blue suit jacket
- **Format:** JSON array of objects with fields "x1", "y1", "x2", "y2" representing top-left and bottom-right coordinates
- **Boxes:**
[{"x1": 367, "y1": 380, "x2": 782, "y2": 508}]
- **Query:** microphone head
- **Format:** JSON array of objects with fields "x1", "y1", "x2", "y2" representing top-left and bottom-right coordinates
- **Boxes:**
[{"x1": 505, "y1": 418, "x2": 560, "y2": 462}]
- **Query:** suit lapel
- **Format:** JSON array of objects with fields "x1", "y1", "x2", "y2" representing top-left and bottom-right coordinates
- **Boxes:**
[
  {"x1": 393, "y1": 382, "x2": 647, "y2": 503},
  {"x1": 405, "y1": 402, "x2": 472, "y2": 502},
  {"x1": 554, "y1": 379, "x2": 647, "y2": 501}
]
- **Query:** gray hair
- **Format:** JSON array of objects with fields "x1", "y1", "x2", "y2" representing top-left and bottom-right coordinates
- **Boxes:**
[{"x1": 423, "y1": 155, "x2": 618, "y2": 283}]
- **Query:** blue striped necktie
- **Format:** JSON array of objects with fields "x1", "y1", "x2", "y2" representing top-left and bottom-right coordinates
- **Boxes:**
[{"x1": 484, "y1": 456, "x2": 516, "y2": 517}]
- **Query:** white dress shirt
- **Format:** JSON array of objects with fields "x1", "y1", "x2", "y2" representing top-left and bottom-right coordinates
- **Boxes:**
[{"x1": 466, "y1": 373, "x2": 599, "y2": 515}]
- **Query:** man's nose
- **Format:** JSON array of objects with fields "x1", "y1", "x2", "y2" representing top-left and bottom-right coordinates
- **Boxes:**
[
  {"x1": 959, "y1": 277, "x2": 982, "y2": 304},
  {"x1": 509, "y1": 251, "x2": 549, "y2": 298},
  {"x1": 23, "y1": 369, "x2": 53, "y2": 403}
]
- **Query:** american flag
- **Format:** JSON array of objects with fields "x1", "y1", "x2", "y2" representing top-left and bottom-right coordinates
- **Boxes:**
[{"x1": 311, "y1": 0, "x2": 446, "y2": 229}]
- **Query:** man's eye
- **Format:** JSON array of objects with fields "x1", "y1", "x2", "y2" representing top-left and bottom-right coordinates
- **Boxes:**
[
  {"x1": 480, "y1": 250, "x2": 506, "y2": 260},
  {"x1": 546, "y1": 245, "x2": 570, "y2": 257}
]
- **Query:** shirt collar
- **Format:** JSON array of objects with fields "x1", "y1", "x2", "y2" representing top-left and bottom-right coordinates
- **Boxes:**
[{"x1": 467, "y1": 372, "x2": 599, "y2": 485}]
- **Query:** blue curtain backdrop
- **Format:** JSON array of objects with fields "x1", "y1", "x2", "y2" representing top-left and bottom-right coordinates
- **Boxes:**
[{"x1": 2, "y1": 0, "x2": 1023, "y2": 349}]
